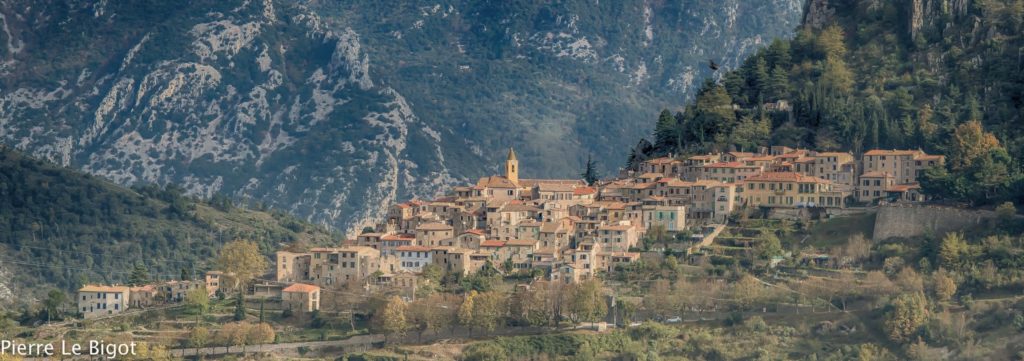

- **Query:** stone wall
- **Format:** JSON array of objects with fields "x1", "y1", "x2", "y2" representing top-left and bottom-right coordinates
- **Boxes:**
[{"x1": 872, "y1": 204, "x2": 996, "y2": 241}]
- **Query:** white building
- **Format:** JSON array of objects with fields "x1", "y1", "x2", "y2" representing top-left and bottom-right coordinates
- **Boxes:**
[
  {"x1": 78, "y1": 285, "x2": 130, "y2": 319},
  {"x1": 396, "y1": 245, "x2": 433, "y2": 272}
]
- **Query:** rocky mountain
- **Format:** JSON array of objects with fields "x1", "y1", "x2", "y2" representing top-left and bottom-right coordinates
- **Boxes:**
[{"x1": 0, "y1": 0, "x2": 802, "y2": 233}]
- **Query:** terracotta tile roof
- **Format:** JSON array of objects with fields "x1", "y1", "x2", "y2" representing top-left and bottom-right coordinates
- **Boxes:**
[
  {"x1": 382, "y1": 234, "x2": 416, "y2": 241},
  {"x1": 693, "y1": 179, "x2": 728, "y2": 187},
  {"x1": 744, "y1": 172, "x2": 830, "y2": 183},
  {"x1": 601, "y1": 251, "x2": 641, "y2": 259},
  {"x1": 573, "y1": 186, "x2": 597, "y2": 195},
  {"x1": 646, "y1": 157, "x2": 683, "y2": 164},
  {"x1": 816, "y1": 152, "x2": 852, "y2": 157},
  {"x1": 539, "y1": 222, "x2": 563, "y2": 233},
  {"x1": 534, "y1": 247, "x2": 559, "y2": 255},
  {"x1": 861, "y1": 171, "x2": 893, "y2": 178},
  {"x1": 282, "y1": 283, "x2": 320, "y2": 293},
  {"x1": 662, "y1": 179, "x2": 694, "y2": 187},
  {"x1": 463, "y1": 229, "x2": 486, "y2": 236},
  {"x1": 79, "y1": 285, "x2": 130, "y2": 293},
  {"x1": 502, "y1": 204, "x2": 541, "y2": 212},
  {"x1": 637, "y1": 172, "x2": 664, "y2": 179},
  {"x1": 310, "y1": 246, "x2": 378, "y2": 253},
  {"x1": 505, "y1": 239, "x2": 539, "y2": 247},
  {"x1": 592, "y1": 201, "x2": 627, "y2": 209},
  {"x1": 518, "y1": 220, "x2": 542, "y2": 227},
  {"x1": 480, "y1": 240, "x2": 506, "y2": 247},
  {"x1": 476, "y1": 175, "x2": 518, "y2": 189},
  {"x1": 864, "y1": 149, "x2": 920, "y2": 156},
  {"x1": 519, "y1": 179, "x2": 584, "y2": 187},
  {"x1": 537, "y1": 183, "x2": 576, "y2": 192},
  {"x1": 886, "y1": 184, "x2": 921, "y2": 192},
  {"x1": 726, "y1": 152, "x2": 755, "y2": 158},
  {"x1": 396, "y1": 245, "x2": 432, "y2": 252},
  {"x1": 704, "y1": 161, "x2": 747, "y2": 168},
  {"x1": 417, "y1": 222, "x2": 453, "y2": 231},
  {"x1": 598, "y1": 224, "x2": 634, "y2": 231}
]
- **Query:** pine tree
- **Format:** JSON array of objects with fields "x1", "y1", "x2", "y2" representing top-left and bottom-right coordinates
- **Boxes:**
[
  {"x1": 768, "y1": 66, "x2": 790, "y2": 101},
  {"x1": 128, "y1": 263, "x2": 150, "y2": 286},
  {"x1": 753, "y1": 57, "x2": 771, "y2": 98},
  {"x1": 580, "y1": 155, "x2": 600, "y2": 185},
  {"x1": 654, "y1": 109, "x2": 678, "y2": 152}
]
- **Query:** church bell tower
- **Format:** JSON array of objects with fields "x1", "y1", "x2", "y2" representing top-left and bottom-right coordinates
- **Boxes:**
[{"x1": 505, "y1": 147, "x2": 519, "y2": 184}]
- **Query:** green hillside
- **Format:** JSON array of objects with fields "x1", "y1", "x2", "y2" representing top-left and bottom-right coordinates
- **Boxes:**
[
  {"x1": 636, "y1": 0, "x2": 1023, "y2": 205},
  {"x1": 0, "y1": 146, "x2": 337, "y2": 300}
]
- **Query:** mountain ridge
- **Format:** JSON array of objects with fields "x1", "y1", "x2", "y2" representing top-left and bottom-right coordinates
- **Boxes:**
[{"x1": 0, "y1": 0, "x2": 803, "y2": 233}]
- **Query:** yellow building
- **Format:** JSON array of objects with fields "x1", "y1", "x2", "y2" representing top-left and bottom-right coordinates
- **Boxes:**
[
  {"x1": 858, "y1": 171, "x2": 897, "y2": 203},
  {"x1": 862, "y1": 149, "x2": 944, "y2": 184},
  {"x1": 78, "y1": 285, "x2": 131, "y2": 318},
  {"x1": 308, "y1": 246, "x2": 381, "y2": 287},
  {"x1": 740, "y1": 172, "x2": 844, "y2": 208},
  {"x1": 282, "y1": 283, "x2": 320, "y2": 312}
]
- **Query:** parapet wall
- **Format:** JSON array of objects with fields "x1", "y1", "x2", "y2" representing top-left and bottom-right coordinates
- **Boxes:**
[{"x1": 872, "y1": 204, "x2": 996, "y2": 241}]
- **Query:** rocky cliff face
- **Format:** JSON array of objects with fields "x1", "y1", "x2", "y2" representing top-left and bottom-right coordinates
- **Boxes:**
[{"x1": 0, "y1": 0, "x2": 802, "y2": 233}]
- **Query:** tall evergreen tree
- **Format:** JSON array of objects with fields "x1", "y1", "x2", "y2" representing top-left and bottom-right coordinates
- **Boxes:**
[
  {"x1": 654, "y1": 109, "x2": 678, "y2": 152},
  {"x1": 580, "y1": 155, "x2": 600, "y2": 185},
  {"x1": 234, "y1": 292, "x2": 246, "y2": 321},
  {"x1": 128, "y1": 263, "x2": 150, "y2": 286}
]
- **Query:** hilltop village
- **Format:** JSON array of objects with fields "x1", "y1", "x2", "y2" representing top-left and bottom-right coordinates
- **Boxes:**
[{"x1": 75, "y1": 146, "x2": 944, "y2": 316}]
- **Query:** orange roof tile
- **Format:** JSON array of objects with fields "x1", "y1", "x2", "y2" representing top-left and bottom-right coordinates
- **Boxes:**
[
  {"x1": 283, "y1": 283, "x2": 320, "y2": 293},
  {"x1": 480, "y1": 240, "x2": 506, "y2": 247},
  {"x1": 396, "y1": 245, "x2": 432, "y2": 252},
  {"x1": 80, "y1": 285, "x2": 130, "y2": 293},
  {"x1": 505, "y1": 239, "x2": 539, "y2": 247},
  {"x1": 573, "y1": 186, "x2": 597, "y2": 195},
  {"x1": 417, "y1": 222, "x2": 453, "y2": 231},
  {"x1": 382, "y1": 234, "x2": 416, "y2": 241},
  {"x1": 864, "y1": 149, "x2": 920, "y2": 156},
  {"x1": 744, "y1": 172, "x2": 830, "y2": 183},
  {"x1": 860, "y1": 171, "x2": 894, "y2": 178}
]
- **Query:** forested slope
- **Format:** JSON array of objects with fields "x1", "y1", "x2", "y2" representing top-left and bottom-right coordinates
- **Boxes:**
[
  {"x1": 633, "y1": 0, "x2": 1023, "y2": 205},
  {"x1": 0, "y1": 146, "x2": 335, "y2": 304}
]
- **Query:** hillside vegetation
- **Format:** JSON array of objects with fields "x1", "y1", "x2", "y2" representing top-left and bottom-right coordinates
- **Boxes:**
[
  {"x1": 634, "y1": 0, "x2": 1023, "y2": 206},
  {"x1": 0, "y1": 146, "x2": 336, "y2": 302}
]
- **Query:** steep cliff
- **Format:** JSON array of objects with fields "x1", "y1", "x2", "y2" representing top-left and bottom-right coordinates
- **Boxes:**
[{"x1": 0, "y1": 0, "x2": 803, "y2": 232}]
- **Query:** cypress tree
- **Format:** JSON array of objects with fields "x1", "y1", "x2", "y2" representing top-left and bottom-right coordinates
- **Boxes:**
[
  {"x1": 259, "y1": 298, "x2": 266, "y2": 323},
  {"x1": 580, "y1": 155, "x2": 600, "y2": 186},
  {"x1": 234, "y1": 292, "x2": 246, "y2": 321}
]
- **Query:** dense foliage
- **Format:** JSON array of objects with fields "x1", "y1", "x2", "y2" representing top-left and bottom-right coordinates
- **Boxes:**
[
  {"x1": 0, "y1": 147, "x2": 335, "y2": 296},
  {"x1": 635, "y1": 0, "x2": 1024, "y2": 206}
]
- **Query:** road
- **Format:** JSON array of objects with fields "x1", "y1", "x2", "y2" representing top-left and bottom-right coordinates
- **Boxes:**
[
  {"x1": 170, "y1": 334, "x2": 385, "y2": 357},
  {"x1": 688, "y1": 224, "x2": 726, "y2": 255}
]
